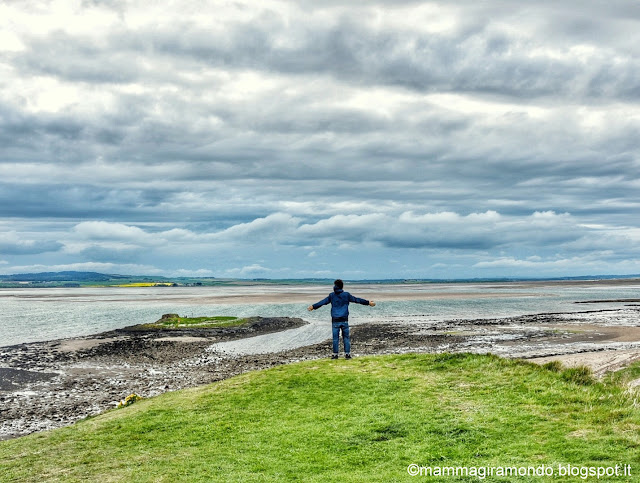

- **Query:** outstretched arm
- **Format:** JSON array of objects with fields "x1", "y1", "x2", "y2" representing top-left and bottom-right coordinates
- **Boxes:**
[
  {"x1": 308, "y1": 295, "x2": 330, "y2": 311},
  {"x1": 349, "y1": 294, "x2": 376, "y2": 306}
]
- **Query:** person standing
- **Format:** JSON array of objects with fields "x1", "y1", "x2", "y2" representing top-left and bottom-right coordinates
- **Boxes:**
[{"x1": 308, "y1": 279, "x2": 375, "y2": 359}]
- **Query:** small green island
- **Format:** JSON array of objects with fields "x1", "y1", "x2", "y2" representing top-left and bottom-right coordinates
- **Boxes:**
[{"x1": 131, "y1": 313, "x2": 250, "y2": 330}]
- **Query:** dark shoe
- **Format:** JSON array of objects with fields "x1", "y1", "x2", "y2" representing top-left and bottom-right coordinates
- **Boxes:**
[
  {"x1": 331, "y1": 354, "x2": 339, "y2": 359},
  {"x1": 345, "y1": 353, "x2": 352, "y2": 359}
]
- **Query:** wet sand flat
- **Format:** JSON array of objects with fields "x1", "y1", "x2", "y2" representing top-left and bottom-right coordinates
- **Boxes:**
[
  {"x1": 0, "y1": 289, "x2": 540, "y2": 305},
  {"x1": 159, "y1": 290, "x2": 536, "y2": 305}
]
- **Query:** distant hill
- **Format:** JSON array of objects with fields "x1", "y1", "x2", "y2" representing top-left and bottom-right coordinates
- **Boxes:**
[{"x1": 0, "y1": 271, "x2": 129, "y2": 282}]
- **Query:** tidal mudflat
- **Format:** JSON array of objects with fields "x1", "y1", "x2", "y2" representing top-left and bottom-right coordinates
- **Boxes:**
[{"x1": 2, "y1": 303, "x2": 640, "y2": 440}]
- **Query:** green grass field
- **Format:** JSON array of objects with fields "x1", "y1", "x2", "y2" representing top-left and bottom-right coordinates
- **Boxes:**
[
  {"x1": 1, "y1": 353, "x2": 639, "y2": 482},
  {"x1": 129, "y1": 315, "x2": 249, "y2": 330}
]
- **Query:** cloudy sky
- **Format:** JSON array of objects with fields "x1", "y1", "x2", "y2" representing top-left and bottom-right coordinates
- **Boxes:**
[{"x1": 1, "y1": 0, "x2": 639, "y2": 279}]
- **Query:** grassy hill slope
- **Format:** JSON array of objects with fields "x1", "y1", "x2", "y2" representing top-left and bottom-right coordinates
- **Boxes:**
[{"x1": 1, "y1": 353, "x2": 640, "y2": 482}]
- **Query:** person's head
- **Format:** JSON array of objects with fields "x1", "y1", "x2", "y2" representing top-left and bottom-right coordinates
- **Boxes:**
[{"x1": 334, "y1": 279, "x2": 344, "y2": 289}]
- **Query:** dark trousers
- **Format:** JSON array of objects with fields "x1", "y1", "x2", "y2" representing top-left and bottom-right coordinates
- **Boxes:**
[{"x1": 332, "y1": 321, "x2": 350, "y2": 354}]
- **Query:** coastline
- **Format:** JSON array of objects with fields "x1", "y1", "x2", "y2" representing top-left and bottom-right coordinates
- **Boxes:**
[
  {"x1": 4, "y1": 278, "x2": 640, "y2": 348},
  {"x1": 2, "y1": 307, "x2": 640, "y2": 441}
]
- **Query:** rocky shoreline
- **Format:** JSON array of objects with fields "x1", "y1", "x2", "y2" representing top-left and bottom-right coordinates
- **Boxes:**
[
  {"x1": 0, "y1": 316, "x2": 307, "y2": 440},
  {"x1": 2, "y1": 308, "x2": 640, "y2": 440}
]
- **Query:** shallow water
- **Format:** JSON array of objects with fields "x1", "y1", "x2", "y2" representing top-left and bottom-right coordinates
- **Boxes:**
[{"x1": 1, "y1": 281, "x2": 639, "y2": 348}]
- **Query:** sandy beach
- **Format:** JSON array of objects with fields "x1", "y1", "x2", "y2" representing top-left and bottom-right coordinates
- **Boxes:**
[{"x1": 2, "y1": 302, "x2": 640, "y2": 441}]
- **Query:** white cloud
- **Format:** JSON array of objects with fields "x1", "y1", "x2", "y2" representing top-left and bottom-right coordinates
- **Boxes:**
[
  {"x1": 214, "y1": 213, "x2": 300, "y2": 241},
  {"x1": 473, "y1": 257, "x2": 574, "y2": 269},
  {"x1": 472, "y1": 255, "x2": 640, "y2": 276},
  {"x1": 294, "y1": 210, "x2": 585, "y2": 250},
  {"x1": 171, "y1": 268, "x2": 216, "y2": 277},
  {"x1": 224, "y1": 264, "x2": 272, "y2": 277},
  {"x1": 73, "y1": 221, "x2": 151, "y2": 242},
  {"x1": 0, "y1": 30, "x2": 26, "y2": 52},
  {"x1": 1, "y1": 0, "x2": 639, "y2": 278},
  {"x1": 52, "y1": 209, "x2": 610, "y2": 262}
]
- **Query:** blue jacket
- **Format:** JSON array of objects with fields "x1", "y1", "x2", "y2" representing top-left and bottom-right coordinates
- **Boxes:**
[{"x1": 312, "y1": 287, "x2": 370, "y2": 322}]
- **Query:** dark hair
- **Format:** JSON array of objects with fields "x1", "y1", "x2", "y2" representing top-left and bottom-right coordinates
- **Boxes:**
[{"x1": 334, "y1": 279, "x2": 343, "y2": 289}]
